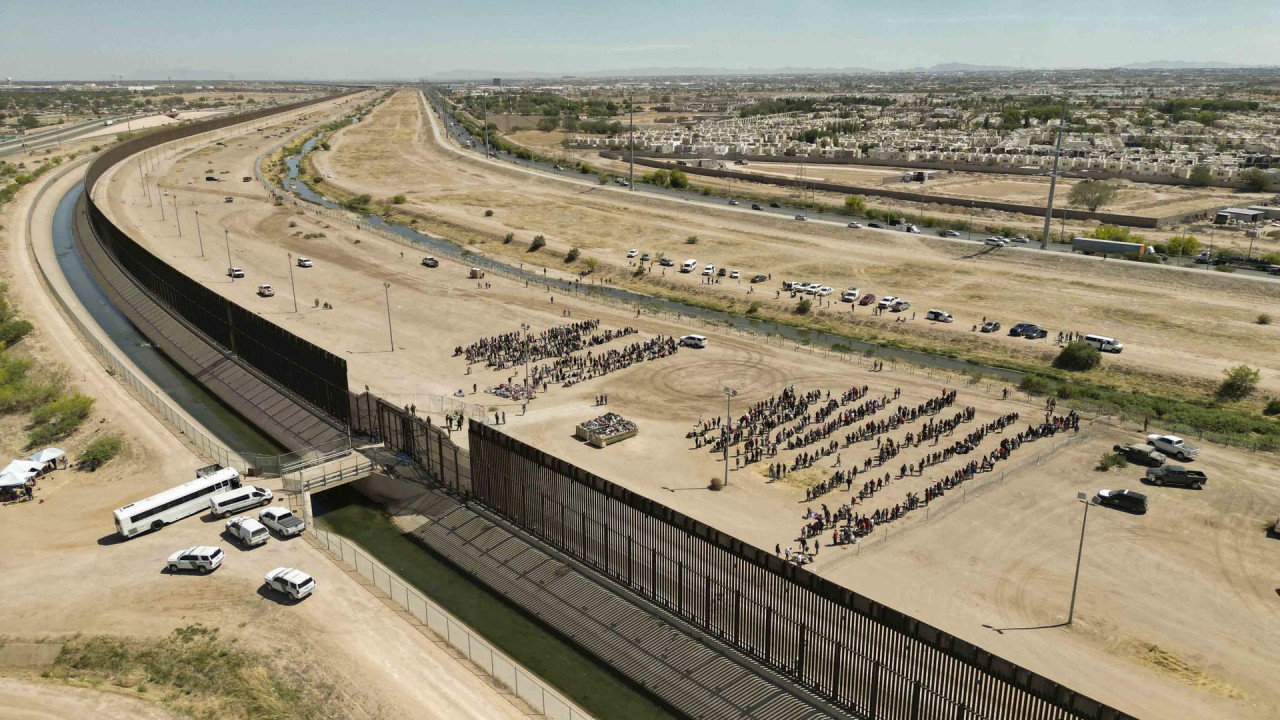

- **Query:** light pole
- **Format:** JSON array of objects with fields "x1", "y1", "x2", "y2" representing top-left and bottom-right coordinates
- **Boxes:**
[
  {"x1": 194, "y1": 210, "x2": 204, "y2": 256},
  {"x1": 1041, "y1": 102, "x2": 1067, "y2": 250},
  {"x1": 722, "y1": 386, "x2": 738, "y2": 487},
  {"x1": 520, "y1": 322, "x2": 531, "y2": 389},
  {"x1": 174, "y1": 194, "x2": 181, "y2": 236},
  {"x1": 628, "y1": 91, "x2": 635, "y2": 191},
  {"x1": 383, "y1": 282, "x2": 395, "y2": 351},
  {"x1": 224, "y1": 229, "x2": 233, "y2": 280},
  {"x1": 139, "y1": 161, "x2": 151, "y2": 207},
  {"x1": 1067, "y1": 491, "x2": 1091, "y2": 626},
  {"x1": 287, "y1": 252, "x2": 298, "y2": 313}
]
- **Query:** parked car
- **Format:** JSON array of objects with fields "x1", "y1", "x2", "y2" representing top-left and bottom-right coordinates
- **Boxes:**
[
  {"x1": 980, "y1": 320, "x2": 1001, "y2": 333},
  {"x1": 716, "y1": 267, "x2": 727, "y2": 277},
  {"x1": 1145, "y1": 434, "x2": 1198, "y2": 461},
  {"x1": 225, "y1": 516, "x2": 270, "y2": 547},
  {"x1": 626, "y1": 249, "x2": 639, "y2": 258},
  {"x1": 794, "y1": 215, "x2": 807, "y2": 222},
  {"x1": 858, "y1": 293, "x2": 876, "y2": 306},
  {"x1": 640, "y1": 252, "x2": 650, "y2": 261},
  {"x1": 1022, "y1": 326, "x2": 1048, "y2": 339},
  {"x1": 847, "y1": 222, "x2": 863, "y2": 229},
  {"x1": 1094, "y1": 489, "x2": 1148, "y2": 514},
  {"x1": 925, "y1": 309, "x2": 953, "y2": 323},
  {"x1": 984, "y1": 237, "x2": 1007, "y2": 247},
  {"x1": 678, "y1": 334, "x2": 707, "y2": 349},
  {"x1": 904, "y1": 224, "x2": 920, "y2": 234},
  {"x1": 729, "y1": 270, "x2": 740, "y2": 279},
  {"x1": 422, "y1": 256, "x2": 439, "y2": 268},
  {"x1": 769, "y1": 202, "x2": 781, "y2": 208},
  {"x1": 259, "y1": 506, "x2": 306, "y2": 537},
  {"x1": 840, "y1": 288, "x2": 861, "y2": 303},
  {"x1": 751, "y1": 204, "x2": 763, "y2": 211},
  {"x1": 1113, "y1": 443, "x2": 1166, "y2": 467},
  {"x1": 227, "y1": 267, "x2": 245, "y2": 278},
  {"x1": 295, "y1": 257, "x2": 313, "y2": 268},
  {"x1": 942, "y1": 229, "x2": 961, "y2": 237},
  {"x1": 750, "y1": 274, "x2": 768, "y2": 283},
  {"x1": 264, "y1": 567, "x2": 316, "y2": 600},
  {"x1": 224, "y1": 196, "x2": 234, "y2": 203},
  {"x1": 867, "y1": 222, "x2": 883, "y2": 229},
  {"x1": 877, "y1": 296, "x2": 899, "y2": 309},
  {"x1": 205, "y1": 176, "x2": 219, "y2": 182},
  {"x1": 728, "y1": 199, "x2": 740, "y2": 206},
  {"x1": 890, "y1": 299, "x2": 911, "y2": 312},
  {"x1": 210, "y1": 485, "x2": 272, "y2": 518},
  {"x1": 1145, "y1": 465, "x2": 1207, "y2": 489},
  {"x1": 659, "y1": 257, "x2": 675, "y2": 267},
  {"x1": 1009, "y1": 322, "x2": 1045, "y2": 338},
  {"x1": 257, "y1": 284, "x2": 274, "y2": 297},
  {"x1": 1011, "y1": 236, "x2": 1030, "y2": 243},
  {"x1": 817, "y1": 286, "x2": 834, "y2": 297},
  {"x1": 166, "y1": 546, "x2": 224, "y2": 574}
]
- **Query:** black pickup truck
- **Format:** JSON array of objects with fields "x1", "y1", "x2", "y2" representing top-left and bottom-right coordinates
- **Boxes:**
[{"x1": 1145, "y1": 465, "x2": 1208, "y2": 489}]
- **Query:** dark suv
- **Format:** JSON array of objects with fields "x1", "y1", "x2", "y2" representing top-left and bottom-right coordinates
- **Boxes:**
[
  {"x1": 1095, "y1": 489, "x2": 1148, "y2": 514},
  {"x1": 1009, "y1": 322, "x2": 1046, "y2": 339}
]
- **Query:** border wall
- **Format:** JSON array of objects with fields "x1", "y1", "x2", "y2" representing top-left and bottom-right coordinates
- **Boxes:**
[{"x1": 467, "y1": 422, "x2": 1133, "y2": 720}]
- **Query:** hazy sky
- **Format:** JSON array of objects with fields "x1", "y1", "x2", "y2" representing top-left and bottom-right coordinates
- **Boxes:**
[{"x1": 4, "y1": 0, "x2": 1279, "y2": 80}]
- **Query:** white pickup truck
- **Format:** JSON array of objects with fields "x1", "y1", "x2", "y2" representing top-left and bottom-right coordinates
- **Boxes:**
[
  {"x1": 225, "y1": 516, "x2": 269, "y2": 547},
  {"x1": 1146, "y1": 434, "x2": 1199, "y2": 461},
  {"x1": 259, "y1": 506, "x2": 306, "y2": 537}
]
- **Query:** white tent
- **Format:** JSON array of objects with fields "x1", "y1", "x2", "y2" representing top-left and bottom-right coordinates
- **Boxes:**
[
  {"x1": 0, "y1": 473, "x2": 27, "y2": 489},
  {"x1": 1, "y1": 460, "x2": 43, "y2": 481},
  {"x1": 27, "y1": 448, "x2": 65, "y2": 465}
]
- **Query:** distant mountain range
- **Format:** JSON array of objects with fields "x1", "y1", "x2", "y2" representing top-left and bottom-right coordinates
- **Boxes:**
[{"x1": 1115, "y1": 60, "x2": 1253, "y2": 69}]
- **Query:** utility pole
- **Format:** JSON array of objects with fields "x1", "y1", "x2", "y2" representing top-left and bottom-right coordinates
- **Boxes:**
[
  {"x1": 194, "y1": 210, "x2": 204, "y2": 257},
  {"x1": 384, "y1": 282, "x2": 395, "y2": 351},
  {"x1": 628, "y1": 91, "x2": 635, "y2": 191},
  {"x1": 482, "y1": 96, "x2": 489, "y2": 159},
  {"x1": 287, "y1": 253, "x2": 298, "y2": 313},
  {"x1": 1068, "y1": 492, "x2": 1091, "y2": 625},
  {"x1": 722, "y1": 386, "x2": 738, "y2": 487},
  {"x1": 224, "y1": 229, "x2": 233, "y2": 280},
  {"x1": 159, "y1": 186, "x2": 166, "y2": 221},
  {"x1": 139, "y1": 161, "x2": 151, "y2": 207},
  {"x1": 1041, "y1": 102, "x2": 1067, "y2": 250},
  {"x1": 174, "y1": 195, "x2": 181, "y2": 236},
  {"x1": 521, "y1": 323, "x2": 531, "y2": 389}
]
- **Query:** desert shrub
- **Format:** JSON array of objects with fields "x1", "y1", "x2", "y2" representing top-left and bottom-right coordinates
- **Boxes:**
[
  {"x1": 503, "y1": 232, "x2": 514, "y2": 244},
  {"x1": 1053, "y1": 340, "x2": 1101, "y2": 371},
  {"x1": 1263, "y1": 399, "x2": 1280, "y2": 416},
  {"x1": 27, "y1": 392, "x2": 94, "y2": 447},
  {"x1": 0, "y1": 319, "x2": 34, "y2": 347},
  {"x1": 483, "y1": 209, "x2": 493, "y2": 216},
  {"x1": 708, "y1": 476, "x2": 724, "y2": 491},
  {"x1": 1019, "y1": 373, "x2": 1056, "y2": 395},
  {"x1": 391, "y1": 194, "x2": 406, "y2": 204},
  {"x1": 795, "y1": 297, "x2": 812, "y2": 315},
  {"x1": 529, "y1": 235, "x2": 546, "y2": 252},
  {"x1": 685, "y1": 235, "x2": 699, "y2": 245},
  {"x1": 1096, "y1": 452, "x2": 1128, "y2": 471},
  {"x1": 1217, "y1": 364, "x2": 1260, "y2": 401},
  {"x1": 747, "y1": 301, "x2": 762, "y2": 315},
  {"x1": 1214, "y1": 264, "x2": 1236, "y2": 273},
  {"x1": 1257, "y1": 313, "x2": 1272, "y2": 325},
  {"x1": 79, "y1": 433, "x2": 124, "y2": 471},
  {"x1": 565, "y1": 247, "x2": 580, "y2": 263}
]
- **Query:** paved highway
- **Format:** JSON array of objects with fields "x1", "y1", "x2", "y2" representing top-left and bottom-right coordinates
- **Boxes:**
[{"x1": 423, "y1": 90, "x2": 1279, "y2": 282}]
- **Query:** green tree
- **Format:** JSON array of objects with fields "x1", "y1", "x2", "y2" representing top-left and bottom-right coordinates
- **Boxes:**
[
  {"x1": 584, "y1": 257, "x2": 599, "y2": 272},
  {"x1": 1165, "y1": 235, "x2": 1200, "y2": 257},
  {"x1": 391, "y1": 194, "x2": 406, "y2": 204},
  {"x1": 18, "y1": 114, "x2": 39, "y2": 130},
  {"x1": 79, "y1": 433, "x2": 124, "y2": 471},
  {"x1": 1189, "y1": 164, "x2": 1212, "y2": 187},
  {"x1": 536, "y1": 116, "x2": 559, "y2": 132},
  {"x1": 565, "y1": 247, "x2": 580, "y2": 263},
  {"x1": 1240, "y1": 168, "x2": 1272, "y2": 193},
  {"x1": 795, "y1": 297, "x2": 812, "y2": 315},
  {"x1": 1218, "y1": 364, "x2": 1260, "y2": 401},
  {"x1": 668, "y1": 170, "x2": 689, "y2": 189},
  {"x1": 529, "y1": 235, "x2": 546, "y2": 252},
  {"x1": 1068, "y1": 180, "x2": 1118, "y2": 212},
  {"x1": 1053, "y1": 341, "x2": 1101, "y2": 371},
  {"x1": 843, "y1": 195, "x2": 867, "y2": 215}
]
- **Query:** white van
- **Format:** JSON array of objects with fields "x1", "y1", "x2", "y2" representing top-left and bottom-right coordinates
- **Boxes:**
[
  {"x1": 210, "y1": 485, "x2": 273, "y2": 518},
  {"x1": 1083, "y1": 334, "x2": 1123, "y2": 353},
  {"x1": 679, "y1": 335, "x2": 707, "y2": 349},
  {"x1": 680, "y1": 259, "x2": 697, "y2": 273}
]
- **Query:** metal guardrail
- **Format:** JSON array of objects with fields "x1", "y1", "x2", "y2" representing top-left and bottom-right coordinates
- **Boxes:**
[
  {"x1": 307, "y1": 525, "x2": 594, "y2": 720},
  {"x1": 282, "y1": 457, "x2": 376, "y2": 493}
]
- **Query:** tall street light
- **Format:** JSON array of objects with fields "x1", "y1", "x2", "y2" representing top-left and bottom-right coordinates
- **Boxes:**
[
  {"x1": 520, "y1": 322, "x2": 531, "y2": 389},
  {"x1": 287, "y1": 252, "x2": 298, "y2": 313},
  {"x1": 224, "y1": 229, "x2": 233, "y2": 281},
  {"x1": 384, "y1": 282, "x2": 395, "y2": 352},
  {"x1": 1067, "y1": 491, "x2": 1092, "y2": 626},
  {"x1": 194, "y1": 210, "x2": 204, "y2": 257},
  {"x1": 1041, "y1": 102, "x2": 1067, "y2": 250},
  {"x1": 174, "y1": 194, "x2": 182, "y2": 236},
  {"x1": 722, "y1": 386, "x2": 738, "y2": 487}
]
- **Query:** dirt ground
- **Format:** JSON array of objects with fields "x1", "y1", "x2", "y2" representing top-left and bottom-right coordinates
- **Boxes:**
[
  {"x1": 99, "y1": 91, "x2": 1280, "y2": 719},
  {"x1": 1, "y1": 106, "x2": 528, "y2": 720},
  {"x1": 308, "y1": 91, "x2": 1280, "y2": 399},
  {"x1": 0, "y1": 676, "x2": 174, "y2": 719}
]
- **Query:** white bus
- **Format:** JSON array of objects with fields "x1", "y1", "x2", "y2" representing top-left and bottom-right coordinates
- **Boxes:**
[{"x1": 113, "y1": 465, "x2": 241, "y2": 538}]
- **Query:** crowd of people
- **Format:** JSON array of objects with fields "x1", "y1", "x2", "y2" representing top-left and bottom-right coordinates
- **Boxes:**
[
  {"x1": 781, "y1": 408, "x2": 1083, "y2": 563},
  {"x1": 527, "y1": 335, "x2": 679, "y2": 388},
  {"x1": 456, "y1": 320, "x2": 637, "y2": 370}
]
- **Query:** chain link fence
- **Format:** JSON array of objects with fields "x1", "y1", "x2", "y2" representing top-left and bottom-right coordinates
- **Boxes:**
[{"x1": 306, "y1": 525, "x2": 593, "y2": 720}]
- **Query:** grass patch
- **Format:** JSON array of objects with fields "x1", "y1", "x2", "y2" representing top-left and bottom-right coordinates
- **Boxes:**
[
  {"x1": 53, "y1": 625, "x2": 330, "y2": 719},
  {"x1": 79, "y1": 433, "x2": 124, "y2": 471}
]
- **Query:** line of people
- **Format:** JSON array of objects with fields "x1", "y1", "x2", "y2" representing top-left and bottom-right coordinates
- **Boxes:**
[
  {"x1": 455, "y1": 319, "x2": 638, "y2": 370},
  {"x1": 529, "y1": 335, "x2": 679, "y2": 388}
]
